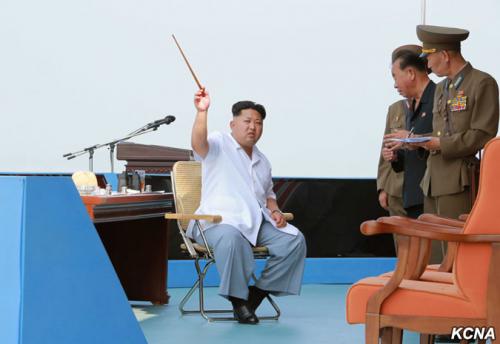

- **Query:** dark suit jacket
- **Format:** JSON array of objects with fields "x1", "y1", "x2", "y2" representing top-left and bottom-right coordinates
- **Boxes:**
[{"x1": 392, "y1": 81, "x2": 435, "y2": 208}]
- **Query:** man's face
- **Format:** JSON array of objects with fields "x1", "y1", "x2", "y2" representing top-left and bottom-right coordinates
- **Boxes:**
[
  {"x1": 230, "y1": 108, "x2": 264, "y2": 149},
  {"x1": 426, "y1": 51, "x2": 448, "y2": 77},
  {"x1": 391, "y1": 59, "x2": 413, "y2": 98}
]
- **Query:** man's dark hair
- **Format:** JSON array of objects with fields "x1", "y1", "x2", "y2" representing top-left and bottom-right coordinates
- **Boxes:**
[
  {"x1": 232, "y1": 101, "x2": 266, "y2": 120},
  {"x1": 392, "y1": 50, "x2": 430, "y2": 74}
]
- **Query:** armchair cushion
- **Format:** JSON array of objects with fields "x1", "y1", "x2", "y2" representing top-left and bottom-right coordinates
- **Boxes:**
[
  {"x1": 346, "y1": 276, "x2": 481, "y2": 324},
  {"x1": 379, "y1": 270, "x2": 453, "y2": 284}
]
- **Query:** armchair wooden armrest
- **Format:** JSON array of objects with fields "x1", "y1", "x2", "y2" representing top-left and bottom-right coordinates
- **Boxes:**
[
  {"x1": 416, "y1": 214, "x2": 465, "y2": 272},
  {"x1": 165, "y1": 213, "x2": 222, "y2": 223},
  {"x1": 378, "y1": 216, "x2": 464, "y2": 234},
  {"x1": 385, "y1": 216, "x2": 464, "y2": 272},
  {"x1": 362, "y1": 219, "x2": 500, "y2": 243},
  {"x1": 416, "y1": 214, "x2": 464, "y2": 272},
  {"x1": 165, "y1": 212, "x2": 293, "y2": 223},
  {"x1": 417, "y1": 213, "x2": 465, "y2": 228},
  {"x1": 375, "y1": 217, "x2": 456, "y2": 279}
]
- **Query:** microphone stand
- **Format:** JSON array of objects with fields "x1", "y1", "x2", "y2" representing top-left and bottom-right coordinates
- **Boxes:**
[
  {"x1": 63, "y1": 118, "x2": 172, "y2": 172},
  {"x1": 103, "y1": 123, "x2": 162, "y2": 173},
  {"x1": 63, "y1": 144, "x2": 99, "y2": 171}
]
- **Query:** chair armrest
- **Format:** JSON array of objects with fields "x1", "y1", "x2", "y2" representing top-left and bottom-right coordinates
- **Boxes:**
[
  {"x1": 166, "y1": 212, "x2": 292, "y2": 223},
  {"x1": 417, "y1": 213, "x2": 465, "y2": 228},
  {"x1": 165, "y1": 213, "x2": 222, "y2": 223},
  {"x1": 384, "y1": 216, "x2": 459, "y2": 276},
  {"x1": 361, "y1": 218, "x2": 500, "y2": 243},
  {"x1": 380, "y1": 216, "x2": 464, "y2": 234}
]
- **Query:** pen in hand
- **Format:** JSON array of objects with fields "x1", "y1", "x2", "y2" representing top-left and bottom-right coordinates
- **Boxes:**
[{"x1": 407, "y1": 127, "x2": 415, "y2": 138}]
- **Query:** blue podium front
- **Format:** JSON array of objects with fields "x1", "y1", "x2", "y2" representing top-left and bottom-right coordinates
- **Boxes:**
[{"x1": 0, "y1": 176, "x2": 147, "y2": 344}]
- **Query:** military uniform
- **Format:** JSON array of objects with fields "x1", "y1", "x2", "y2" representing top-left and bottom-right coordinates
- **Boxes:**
[
  {"x1": 422, "y1": 63, "x2": 499, "y2": 217},
  {"x1": 377, "y1": 100, "x2": 406, "y2": 216},
  {"x1": 417, "y1": 25, "x2": 500, "y2": 219}
]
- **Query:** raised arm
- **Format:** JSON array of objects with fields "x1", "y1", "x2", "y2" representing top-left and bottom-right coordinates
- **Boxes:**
[{"x1": 192, "y1": 88, "x2": 211, "y2": 158}]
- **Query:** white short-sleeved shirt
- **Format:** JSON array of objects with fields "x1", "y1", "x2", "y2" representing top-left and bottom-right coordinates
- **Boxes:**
[{"x1": 187, "y1": 131, "x2": 298, "y2": 245}]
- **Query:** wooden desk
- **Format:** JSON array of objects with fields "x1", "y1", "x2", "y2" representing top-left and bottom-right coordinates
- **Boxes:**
[{"x1": 82, "y1": 192, "x2": 174, "y2": 304}]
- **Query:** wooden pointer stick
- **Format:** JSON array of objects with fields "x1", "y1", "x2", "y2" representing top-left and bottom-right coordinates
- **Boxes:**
[{"x1": 172, "y1": 34, "x2": 203, "y2": 90}]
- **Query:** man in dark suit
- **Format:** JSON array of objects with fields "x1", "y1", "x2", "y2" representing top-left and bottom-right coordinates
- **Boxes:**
[{"x1": 383, "y1": 47, "x2": 434, "y2": 219}]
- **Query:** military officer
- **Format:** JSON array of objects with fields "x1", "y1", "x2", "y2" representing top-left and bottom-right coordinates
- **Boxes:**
[
  {"x1": 377, "y1": 101, "x2": 406, "y2": 216},
  {"x1": 414, "y1": 25, "x2": 499, "y2": 219}
]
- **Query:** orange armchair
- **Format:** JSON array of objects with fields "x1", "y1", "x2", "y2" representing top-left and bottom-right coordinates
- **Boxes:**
[{"x1": 346, "y1": 137, "x2": 500, "y2": 343}]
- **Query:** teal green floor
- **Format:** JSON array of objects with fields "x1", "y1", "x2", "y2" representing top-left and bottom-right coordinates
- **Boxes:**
[{"x1": 132, "y1": 284, "x2": 423, "y2": 344}]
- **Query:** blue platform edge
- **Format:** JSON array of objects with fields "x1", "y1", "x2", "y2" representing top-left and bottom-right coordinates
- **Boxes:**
[
  {"x1": 0, "y1": 176, "x2": 146, "y2": 344},
  {"x1": 167, "y1": 257, "x2": 397, "y2": 288},
  {"x1": 0, "y1": 177, "x2": 25, "y2": 343}
]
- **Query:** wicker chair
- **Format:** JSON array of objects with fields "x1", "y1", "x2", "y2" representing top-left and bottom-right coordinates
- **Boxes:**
[
  {"x1": 165, "y1": 161, "x2": 291, "y2": 322},
  {"x1": 71, "y1": 171, "x2": 98, "y2": 190}
]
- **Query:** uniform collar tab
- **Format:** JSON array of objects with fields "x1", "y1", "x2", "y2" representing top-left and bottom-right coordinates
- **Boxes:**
[{"x1": 452, "y1": 62, "x2": 472, "y2": 89}]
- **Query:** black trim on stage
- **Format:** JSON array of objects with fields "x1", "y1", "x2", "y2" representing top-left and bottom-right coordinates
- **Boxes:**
[{"x1": 168, "y1": 177, "x2": 394, "y2": 259}]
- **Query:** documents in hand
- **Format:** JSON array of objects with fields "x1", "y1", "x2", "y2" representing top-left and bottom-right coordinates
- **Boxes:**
[{"x1": 387, "y1": 137, "x2": 432, "y2": 143}]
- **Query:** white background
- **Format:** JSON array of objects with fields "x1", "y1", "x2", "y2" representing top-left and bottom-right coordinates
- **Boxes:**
[{"x1": 1, "y1": 0, "x2": 499, "y2": 177}]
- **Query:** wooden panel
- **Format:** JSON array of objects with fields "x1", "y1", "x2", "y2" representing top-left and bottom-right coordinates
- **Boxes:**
[
  {"x1": 116, "y1": 142, "x2": 192, "y2": 173},
  {"x1": 81, "y1": 193, "x2": 174, "y2": 304}
]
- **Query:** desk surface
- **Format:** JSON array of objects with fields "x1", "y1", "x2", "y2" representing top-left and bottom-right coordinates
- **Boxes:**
[
  {"x1": 82, "y1": 192, "x2": 174, "y2": 223},
  {"x1": 82, "y1": 192, "x2": 172, "y2": 205}
]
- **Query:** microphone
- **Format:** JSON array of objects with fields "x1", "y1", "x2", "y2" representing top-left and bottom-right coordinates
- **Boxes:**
[{"x1": 150, "y1": 115, "x2": 176, "y2": 128}]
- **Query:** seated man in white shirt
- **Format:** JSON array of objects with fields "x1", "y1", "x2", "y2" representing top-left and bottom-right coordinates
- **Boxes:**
[{"x1": 189, "y1": 87, "x2": 307, "y2": 324}]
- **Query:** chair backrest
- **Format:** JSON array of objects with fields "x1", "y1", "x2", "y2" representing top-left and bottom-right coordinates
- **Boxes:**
[
  {"x1": 171, "y1": 161, "x2": 202, "y2": 231},
  {"x1": 71, "y1": 171, "x2": 98, "y2": 189},
  {"x1": 455, "y1": 137, "x2": 500, "y2": 314}
]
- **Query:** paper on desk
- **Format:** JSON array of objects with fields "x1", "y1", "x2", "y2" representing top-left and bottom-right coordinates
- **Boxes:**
[{"x1": 126, "y1": 189, "x2": 141, "y2": 194}]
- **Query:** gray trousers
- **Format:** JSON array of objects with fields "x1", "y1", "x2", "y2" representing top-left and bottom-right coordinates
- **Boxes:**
[{"x1": 194, "y1": 221, "x2": 307, "y2": 300}]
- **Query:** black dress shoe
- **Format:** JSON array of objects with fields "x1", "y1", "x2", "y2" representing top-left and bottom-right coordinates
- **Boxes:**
[
  {"x1": 229, "y1": 297, "x2": 259, "y2": 324},
  {"x1": 248, "y1": 286, "x2": 269, "y2": 312}
]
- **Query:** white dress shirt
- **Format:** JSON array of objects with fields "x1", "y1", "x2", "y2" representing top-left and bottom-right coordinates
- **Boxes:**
[{"x1": 187, "y1": 131, "x2": 298, "y2": 245}]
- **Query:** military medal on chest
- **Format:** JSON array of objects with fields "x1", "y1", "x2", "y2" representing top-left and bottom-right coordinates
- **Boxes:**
[{"x1": 450, "y1": 90, "x2": 467, "y2": 112}]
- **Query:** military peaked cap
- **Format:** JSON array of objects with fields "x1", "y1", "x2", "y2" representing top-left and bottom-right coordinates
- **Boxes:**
[{"x1": 416, "y1": 25, "x2": 469, "y2": 56}]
